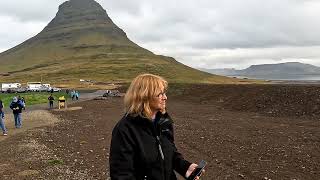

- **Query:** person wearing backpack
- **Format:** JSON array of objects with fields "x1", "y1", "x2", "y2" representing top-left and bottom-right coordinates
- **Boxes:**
[{"x1": 10, "y1": 96, "x2": 24, "y2": 128}]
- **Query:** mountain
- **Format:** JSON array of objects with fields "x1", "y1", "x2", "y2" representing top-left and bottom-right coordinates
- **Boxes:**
[
  {"x1": 240, "y1": 62, "x2": 320, "y2": 75},
  {"x1": 0, "y1": 0, "x2": 238, "y2": 84},
  {"x1": 200, "y1": 68, "x2": 240, "y2": 76},
  {"x1": 201, "y1": 62, "x2": 320, "y2": 80}
]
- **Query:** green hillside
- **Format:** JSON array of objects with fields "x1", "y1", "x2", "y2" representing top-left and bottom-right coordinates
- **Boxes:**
[{"x1": 0, "y1": 0, "x2": 244, "y2": 86}]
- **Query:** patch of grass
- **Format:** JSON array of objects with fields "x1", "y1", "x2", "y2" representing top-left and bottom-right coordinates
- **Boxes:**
[
  {"x1": 47, "y1": 159, "x2": 64, "y2": 165},
  {"x1": 0, "y1": 92, "x2": 68, "y2": 107}
]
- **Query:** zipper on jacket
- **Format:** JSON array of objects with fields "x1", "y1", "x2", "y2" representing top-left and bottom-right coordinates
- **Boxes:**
[
  {"x1": 156, "y1": 136, "x2": 165, "y2": 160},
  {"x1": 152, "y1": 118, "x2": 167, "y2": 180}
]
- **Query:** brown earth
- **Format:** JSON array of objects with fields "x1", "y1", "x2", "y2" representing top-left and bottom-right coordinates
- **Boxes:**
[{"x1": 0, "y1": 84, "x2": 320, "y2": 180}]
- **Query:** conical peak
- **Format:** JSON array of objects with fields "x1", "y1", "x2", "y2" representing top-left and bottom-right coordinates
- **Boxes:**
[
  {"x1": 59, "y1": 0, "x2": 104, "y2": 13},
  {"x1": 44, "y1": 0, "x2": 115, "y2": 31},
  {"x1": 56, "y1": 0, "x2": 108, "y2": 21},
  {"x1": 35, "y1": 0, "x2": 137, "y2": 48}
]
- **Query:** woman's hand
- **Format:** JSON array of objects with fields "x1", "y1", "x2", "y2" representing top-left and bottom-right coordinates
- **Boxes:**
[{"x1": 185, "y1": 163, "x2": 203, "y2": 180}]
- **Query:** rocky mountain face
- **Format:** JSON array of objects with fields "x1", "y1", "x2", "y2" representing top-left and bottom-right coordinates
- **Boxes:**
[
  {"x1": 40, "y1": 0, "x2": 137, "y2": 47},
  {"x1": 0, "y1": 0, "x2": 234, "y2": 84},
  {"x1": 3, "y1": 0, "x2": 143, "y2": 56}
]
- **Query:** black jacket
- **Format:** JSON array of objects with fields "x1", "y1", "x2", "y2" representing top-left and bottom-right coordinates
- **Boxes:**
[
  {"x1": 110, "y1": 112, "x2": 191, "y2": 180},
  {"x1": 9, "y1": 100, "x2": 24, "y2": 114}
]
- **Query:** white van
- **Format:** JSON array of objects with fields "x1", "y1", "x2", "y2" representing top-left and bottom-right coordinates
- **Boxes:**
[
  {"x1": 27, "y1": 82, "x2": 42, "y2": 91},
  {"x1": 1, "y1": 83, "x2": 21, "y2": 92}
]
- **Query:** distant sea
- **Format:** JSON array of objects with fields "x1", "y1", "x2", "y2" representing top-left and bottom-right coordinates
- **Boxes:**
[{"x1": 229, "y1": 74, "x2": 320, "y2": 82}]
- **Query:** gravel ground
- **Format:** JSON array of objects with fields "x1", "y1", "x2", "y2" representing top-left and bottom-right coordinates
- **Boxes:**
[{"x1": 0, "y1": 84, "x2": 319, "y2": 180}]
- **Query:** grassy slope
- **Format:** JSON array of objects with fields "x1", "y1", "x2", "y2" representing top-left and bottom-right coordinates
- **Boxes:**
[
  {"x1": 0, "y1": 25, "x2": 258, "y2": 85},
  {"x1": 0, "y1": 53, "x2": 247, "y2": 84}
]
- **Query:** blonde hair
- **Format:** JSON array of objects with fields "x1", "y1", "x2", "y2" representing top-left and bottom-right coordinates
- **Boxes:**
[{"x1": 124, "y1": 74, "x2": 168, "y2": 119}]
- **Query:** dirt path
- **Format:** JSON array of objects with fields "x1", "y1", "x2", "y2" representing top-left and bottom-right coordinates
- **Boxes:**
[
  {"x1": 0, "y1": 90, "x2": 110, "y2": 180},
  {"x1": 0, "y1": 85, "x2": 320, "y2": 179},
  {"x1": 0, "y1": 90, "x2": 108, "y2": 140},
  {"x1": 0, "y1": 110, "x2": 60, "y2": 142},
  {"x1": 2, "y1": 90, "x2": 108, "y2": 112}
]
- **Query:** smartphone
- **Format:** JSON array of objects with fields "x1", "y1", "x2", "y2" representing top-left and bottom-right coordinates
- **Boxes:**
[{"x1": 186, "y1": 160, "x2": 207, "y2": 180}]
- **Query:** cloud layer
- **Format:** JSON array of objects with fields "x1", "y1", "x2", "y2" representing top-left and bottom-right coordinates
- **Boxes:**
[{"x1": 1, "y1": 0, "x2": 320, "y2": 69}]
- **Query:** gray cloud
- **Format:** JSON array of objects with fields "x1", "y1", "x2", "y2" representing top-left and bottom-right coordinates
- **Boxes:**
[
  {"x1": 178, "y1": 46, "x2": 320, "y2": 69},
  {"x1": 0, "y1": 1, "x2": 65, "y2": 22},
  {"x1": 1, "y1": 0, "x2": 320, "y2": 69},
  {"x1": 103, "y1": 0, "x2": 320, "y2": 49}
]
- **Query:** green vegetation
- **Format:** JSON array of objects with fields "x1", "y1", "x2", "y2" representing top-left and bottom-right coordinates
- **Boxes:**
[
  {"x1": 0, "y1": 53, "x2": 246, "y2": 85},
  {"x1": 0, "y1": 92, "x2": 68, "y2": 107},
  {"x1": 47, "y1": 159, "x2": 64, "y2": 166}
]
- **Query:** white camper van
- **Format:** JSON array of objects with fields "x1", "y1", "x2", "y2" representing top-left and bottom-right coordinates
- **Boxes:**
[
  {"x1": 27, "y1": 82, "x2": 52, "y2": 91},
  {"x1": 27, "y1": 82, "x2": 43, "y2": 91},
  {"x1": 1, "y1": 83, "x2": 21, "y2": 92}
]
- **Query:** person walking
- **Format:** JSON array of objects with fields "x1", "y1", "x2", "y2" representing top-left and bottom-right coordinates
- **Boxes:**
[
  {"x1": 109, "y1": 74, "x2": 202, "y2": 180},
  {"x1": 0, "y1": 99, "x2": 8, "y2": 136},
  {"x1": 21, "y1": 97, "x2": 26, "y2": 110},
  {"x1": 9, "y1": 96, "x2": 24, "y2": 128},
  {"x1": 75, "y1": 91, "x2": 79, "y2": 100},
  {"x1": 48, "y1": 94, "x2": 55, "y2": 109},
  {"x1": 71, "y1": 90, "x2": 75, "y2": 101},
  {"x1": 17, "y1": 95, "x2": 26, "y2": 110}
]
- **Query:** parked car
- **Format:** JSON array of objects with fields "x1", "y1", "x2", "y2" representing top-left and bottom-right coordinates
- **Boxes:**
[
  {"x1": 6, "y1": 88, "x2": 17, "y2": 93},
  {"x1": 47, "y1": 87, "x2": 61, "y2": 92},
  {"x1": 16, "y1": 87, "x2": 27, "y2": 93}
]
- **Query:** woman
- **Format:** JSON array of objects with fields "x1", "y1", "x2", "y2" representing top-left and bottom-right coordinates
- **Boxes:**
[{"x1": 110, "y1": 74, "x2": 200, "y2": 180}]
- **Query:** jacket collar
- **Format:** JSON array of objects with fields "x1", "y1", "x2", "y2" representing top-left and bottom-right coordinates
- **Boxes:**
[{"x1": 127, "y1": 111, "x2": 173, "y2": 127}]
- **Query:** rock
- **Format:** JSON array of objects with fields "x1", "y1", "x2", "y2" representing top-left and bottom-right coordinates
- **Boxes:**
[{"x1": 238, "y1": 174, "x2": 245, "y2": 178}]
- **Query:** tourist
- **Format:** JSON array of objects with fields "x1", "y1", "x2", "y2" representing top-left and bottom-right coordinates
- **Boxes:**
[
  {"x1": 109, "y1": 74, "x2": 202, "y2": 179},
  {"x1": 9, "y1": 96, "x2": 24, "y2": 128},
  {"x1": 71, "y1": 90, "x2": 75, "y2": 100},
  {"x1": 21, "y1": 97, "x2": 26, "y2": 110},
  {"x1": 75, "y1": 91, "x2": 79, "y2": 100},
  {"x1": 0, "y1": 99, "x2": 7, "y2": 136},
  {"x1": 48, "y1": 94, "x2": 55, "y2": 109}
]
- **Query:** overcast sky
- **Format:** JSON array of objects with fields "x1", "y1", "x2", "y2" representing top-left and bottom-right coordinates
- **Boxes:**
[{"x1": 1, "y1": 0, "x2": 320, "y2": 69}]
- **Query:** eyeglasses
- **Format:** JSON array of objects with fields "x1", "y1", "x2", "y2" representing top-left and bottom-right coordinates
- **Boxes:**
[{"x1": 156, "y1": 92, "x2": 167, "y2": 98}]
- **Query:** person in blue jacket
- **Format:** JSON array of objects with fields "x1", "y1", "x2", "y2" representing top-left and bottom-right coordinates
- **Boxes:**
[
  {"x1": 0, "y1": 99, "x2": 7, "y2": 136},
  {"x1": 10, "y1": 96, "x2": 24, "y2": 128},
  {"x1": 75, "y1": 91, "x2": 80, "y2": 100}
]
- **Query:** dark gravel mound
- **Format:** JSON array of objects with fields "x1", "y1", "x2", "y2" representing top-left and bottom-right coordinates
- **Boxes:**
[{"x1": 168, "y1": 84, "x2": 320, "y2": 118}]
